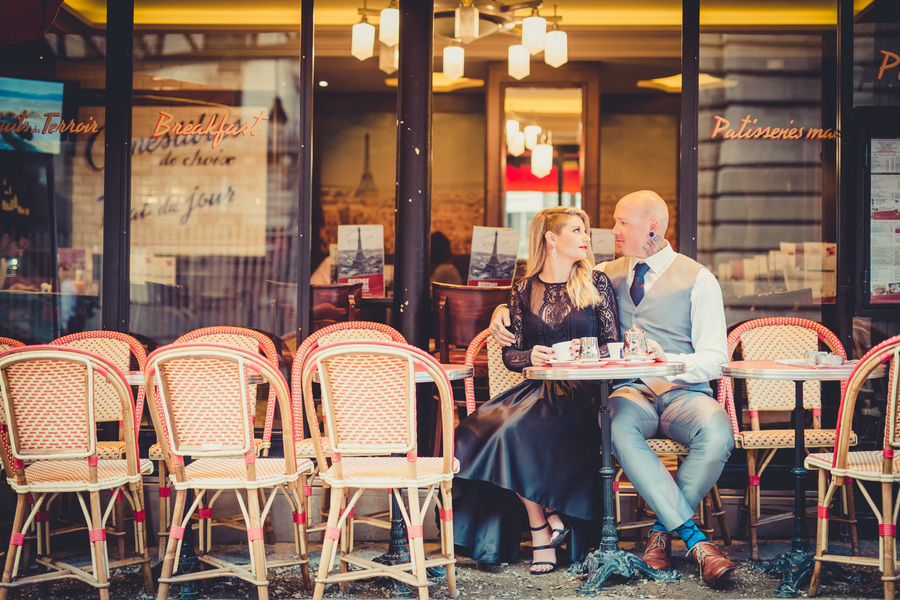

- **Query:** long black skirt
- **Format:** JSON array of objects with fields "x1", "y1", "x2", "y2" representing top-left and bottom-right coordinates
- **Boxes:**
[{"x1": 452, "y1": 379, "x2": 604, "y2": 564}]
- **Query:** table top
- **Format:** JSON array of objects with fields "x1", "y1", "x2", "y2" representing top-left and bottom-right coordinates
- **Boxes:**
[
  {"x1": 721, "y1": 360, "x2": 887, "y2": 382},
  {"x1": 524, "y1": 361, "x2": 685, "y2": 381}
]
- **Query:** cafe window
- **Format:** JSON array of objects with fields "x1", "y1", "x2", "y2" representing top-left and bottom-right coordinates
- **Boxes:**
[{"x1": 0, "y1": 9, "x2": 107, "y2": 343}]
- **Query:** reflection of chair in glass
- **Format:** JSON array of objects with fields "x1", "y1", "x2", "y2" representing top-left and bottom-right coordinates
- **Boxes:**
[
  {"x1": 806, "y1": 334, "x2": 900, "y2": 600},
  {"x1": 266, "y1": 281, "x2": 364, "y2": 341},
  {"x1": 147, "y1": 343, "x2": 314, "y2": 600},
  {"x1": 301, "y1": 341, "x2": 458, "y2": 600},
  {"x1": 431, "y1": 283, "x2": 511, "y2": 365},
  {"x1": 149, "y1": 327, "x2": 281, "y2": 557},
  {"x1": 0, "y1": 345, "x2": 153, "y2": 598},
  {"x1": 133, "y1": 282, "x2": 194, "y2": 345},
  {"x1": 719, "y1": 317, "x2": 856, "y2": 561}
]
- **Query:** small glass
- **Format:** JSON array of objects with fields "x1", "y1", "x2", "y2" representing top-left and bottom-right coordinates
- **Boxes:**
[
  {"x1": 579, "y1": 337, "x2": 600, "y2": 362},
  {"x1": 623, "y1": 327, "x2": 647, "y2": 359}
]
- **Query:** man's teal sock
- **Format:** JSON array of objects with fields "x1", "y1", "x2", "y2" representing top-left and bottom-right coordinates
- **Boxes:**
[
  {"x1": 651, "y1": 520, "x2": 667, "y2": 533},
  {"x1": 673, "y1": 519, "x2": 706, "y2": 551}
]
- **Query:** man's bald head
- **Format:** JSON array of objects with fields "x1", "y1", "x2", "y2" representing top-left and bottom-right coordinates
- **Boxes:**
[{"x1": 612, "y1": 190, "x2": 670, "y2": 259}]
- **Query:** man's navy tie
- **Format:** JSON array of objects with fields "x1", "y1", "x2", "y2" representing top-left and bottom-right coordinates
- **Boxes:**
[{"x1": 630, "y1": 262, "x2": 650, "y2": 305}]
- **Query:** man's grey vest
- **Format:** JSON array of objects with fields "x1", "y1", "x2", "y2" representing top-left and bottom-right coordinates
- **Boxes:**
[{"x1": 604, "y1": 254, "x2": 711, "y2": 396}]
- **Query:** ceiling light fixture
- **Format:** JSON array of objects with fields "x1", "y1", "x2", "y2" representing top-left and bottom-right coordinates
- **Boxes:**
[
  {"x1": 524, "y1": 124, "x2": 541, "y2": 151},
  {"x1": 531, "y1": 135, "x2": 553, "y2": 179},
  {"x1": 443, "y1": 43, "x2": 465, "y2": 81},
  {"x1": 506, "y1": 118, "x2": 520, "y2": 139},
  {"x1": 454, "y1": 1, "x2": 479, "y2": 44},
  {"x1": 508, "y1": 42, "x2": 530, "y2": 81},
  {"x1": 522, "y1": 9, "x2": 546, "y2": 56},
  {"x1": 379, "y1": 2, "x2": 399, "y2": 47},
  {"x1": 379, "y1": 41, "x2": 398, "y2": 74},
  {"x1": 351, "y1": 15, "x2": 376, "y2": 61},
  {"x1": 544, "y1": 7, "x2": 567, "y2": 68},
  {"x1": 508, "y1": 130, "x2": 525, "y2": 157}
]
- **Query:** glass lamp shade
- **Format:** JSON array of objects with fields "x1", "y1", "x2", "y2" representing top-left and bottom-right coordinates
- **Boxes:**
[
  {"x1": 443, "y1": 45, "x2": 465, "y2": 81},
  {"x1": 531, "y1": 143, "x2": 553, "y2": 179},
  {"x1": 544, "y1": 29, "x2": 568, "y2": 68},
  {"x1": 505, "y1": 118, "x2": 520, "y2": 139},
  {"x1": 379, "y1": 7, "x2": 399, "y2": 47},
  {"x1": 522, "y1": 14, "x2": 547, "y2": 55},
  {"x1": 379, "y1": 41, "x2": 398, "y2": 74},
  {"x1": 455, "y1": 5, "x2": 480, "y2": 44},
  {"x1": 508, "y1": 44, "x2": 530, "y2": 80},
  {"x1": 524, "y1": 125, "x2": 541, "y2": 151},
  {"x1": 351, "y1": 19, "x2": 376, "y2": 61},
  {"x1": 508, "y1": 131, "x2": 526, "y2": 157}
]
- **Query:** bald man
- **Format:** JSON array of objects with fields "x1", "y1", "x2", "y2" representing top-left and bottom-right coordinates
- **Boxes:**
[{"x1": 489, "y1": 191, "x2": 735, "y2": 586}]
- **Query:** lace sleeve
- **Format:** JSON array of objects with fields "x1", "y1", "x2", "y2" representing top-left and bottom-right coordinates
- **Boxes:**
[
  {"x1": 593, "y1": 270, "x2": 620, "y2": 357},
  {"x1": 502, "y1": 278, "x2": 533, "y2": 372}
]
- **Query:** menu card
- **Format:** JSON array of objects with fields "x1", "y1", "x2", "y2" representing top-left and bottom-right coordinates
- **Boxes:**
[
  {"x1": 869, "y1": 139, "x2": 900, "y2": 305},
  {"x1": 337, "y1": 224, "x2": 384, "y2": 297},
  {"x1": 467, "y1": 226, "x2": 519, "y2": 287}
]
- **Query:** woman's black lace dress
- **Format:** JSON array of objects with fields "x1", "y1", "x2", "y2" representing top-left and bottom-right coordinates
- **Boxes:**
[{"x1": 453, "y1": 270, "x2": 620, "y2": 564}]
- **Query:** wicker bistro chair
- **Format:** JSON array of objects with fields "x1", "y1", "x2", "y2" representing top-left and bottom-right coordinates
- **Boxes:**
[
  {"x1": 146, "y1": 343, "x2": 315, "y2": 600},
  {"x1": 0, "y1": 339, "x2": 24, "y2": 353},
  {"x1": 718, "y1": 317, "x2": 857, "y2": 561},
  {"x1": 292, "y1": 322, "x2": 407, "y2": 544},
  {"x1": 0, "y1": 345, "x2": 153, "y2": 599},
  {"x1": 150, "y1": 327, "x2": 281, "y2": 557},
  {"x1": 301, "y1": 340, "x2": 459, "y2": 600},
  {"x1": 806, "y1": 334, "x2": 900, "y2": 600}
]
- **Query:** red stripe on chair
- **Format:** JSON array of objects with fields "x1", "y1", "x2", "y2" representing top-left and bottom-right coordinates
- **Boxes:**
[
  {"x1": 249, "y1": 361, "x2": 262, "y2": 373},
  {"x1": 749, "y1": 476, "x2": 761, "y2": 486},
  {"x1": 408, "y1": 525, "x2": 424, "y2": 539},
  {"x1": 749, "y1": 410, "x2": 759, "y2": 419},
  {"x1": 35, "y1": 511, "x2": 49, "y2": 523},
  {"x1": 439, "y1": 509, "x2": 453, "y2": 521},
  {"x1": 813, "y1": 409, "x2": 822, "y2": 418},
  {"x1": 845, "y1": 477, "x2": 853, "y2": 486},
  {"x1": 817, "y1": 506, "x2": 829, "y2": 519},
  {"x1": 159, "y1": 487, "x2": 171, "y2": 498},
  {"x1": 170, "y1": 526, "x2": 185, "y2": 540},
  {"x1": 885, "y1": 448, "x2": 894, "y2": 459},
  {"x1": 10, "y1": 533, "x2": 25, "y2": 546},
  {"x1": 340, "y1": 508, "x2": 354, "y2": 519},
  {"x1": 113, "y1": 490, "x2": 122, "y2": 501},
  {"x1": 13, "y1": 459, "x2": 23, "y2": 470},
  {"x1": 303, "y1": 485, "x2": 312, "y2": 497},
  {"x1": 407, "y1": 452, "x2": 417, "y2": 462},
  {"x1": 95, "y1": 365, "x2": 108, "y2": 377},
  {"x1": 612, "y1": 482, "x2": 619, "y2": 492},
  {"x1": 148, "y1": 367, "x2": 156, "y2": 377},
  {"x1": 293, "y1": 512, "x2": 307, "y2": 525},
  {"x1": 133, "y1": 510, "x2": 146, "y2": 523},
  {"x1": 880, "y1": 524, "x2": 897, "y2": 537},
  {"x1": 245, "y1": 452, "x2": 256, "y2": 464},
  {"x1": 331, "y1": 453, "x2": 341, "y2": 463},
  {"x1": 198, "y1": 508, "x2": 212, "y2": 520},
  {"x1": 89, "y1": 528, "x2": 106, "y2": 542},
  {"x1": 325, "y1": 526, "x2": 341, "y2": 540},
  {"x1": 247, "y1": 527, "x2": 264, "y2": 541},
  {"x1": 88, "y1": 456, "x2": 98, "y2": 467},
  {"x1": 172, "y1": 455, "x2": 184, "y2": 465},
  {"x1": 118, "y1": 420, "x2": 124, "y2": 431},
  {"x1": 25, "y1": 494, "x2": 33, "y2": 504}
]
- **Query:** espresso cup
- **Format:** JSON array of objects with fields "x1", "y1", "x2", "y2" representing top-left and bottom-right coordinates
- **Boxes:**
[
  {"x1": 607, "y1": 342, "x2": 624, "y2": 359},
  {"x1": 551, "y1": 341, "x2": 578, "y2": 361}
]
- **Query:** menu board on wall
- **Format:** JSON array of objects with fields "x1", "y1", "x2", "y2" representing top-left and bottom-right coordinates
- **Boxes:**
[{"x1": 868, "y1": 138, "x2": 900, "y2": 305}]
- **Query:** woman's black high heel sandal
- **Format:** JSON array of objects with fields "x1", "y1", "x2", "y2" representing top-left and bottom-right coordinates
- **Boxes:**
[
  {"x1": 544, "y1": 509, "x2": 571, "y2": 549},
  {"x1": 528, "y1": 522, "x2": 557, "y2": 575}
]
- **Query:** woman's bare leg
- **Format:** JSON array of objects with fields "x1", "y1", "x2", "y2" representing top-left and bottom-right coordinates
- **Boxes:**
[{"x1": 516, "y1": 493, "x2": 556, "y2": 573}]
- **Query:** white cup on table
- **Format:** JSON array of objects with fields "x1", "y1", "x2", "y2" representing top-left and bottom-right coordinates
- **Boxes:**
[
  {"x1": 607, "y1": 342, "x2": 624, "y2": 359},
  {"x1": 551, "y1": 341, "x2": 578, "y2": 361}
]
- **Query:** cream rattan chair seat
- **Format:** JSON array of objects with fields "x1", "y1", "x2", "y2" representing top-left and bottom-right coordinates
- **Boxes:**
[
  {"x1": 12, "y1": 458, "x2": 153, "y2": 494},
  {"x1": 805, "y1": 451, "x2": 900, "y2": 483},
  {"x1": 97, "y1": 440, "x2": 126, "y2": 459},
  {"x1": 321, "y1": 456, "x2": 459, "y2": 489},
  {"x1": 149, "y1": 438, "x2": 265, "y2": 461},
  {"x1": 173, "y1": 457, "x2": 314, "y2": 490},
  {"x1": 295, "y1": 437, "x2": 330, "y2": 458},
  {"x1": 741, "y1": 429, "x2": 857, "y2": 450},
  {"x1": 645, "y1": 438, "x2": 689, "y2": 454}
]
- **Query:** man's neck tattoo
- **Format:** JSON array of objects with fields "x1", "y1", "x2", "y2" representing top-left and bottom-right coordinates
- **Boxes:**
[{"x1": 641, "y1": 235, "x2": 664, "y2": 256}]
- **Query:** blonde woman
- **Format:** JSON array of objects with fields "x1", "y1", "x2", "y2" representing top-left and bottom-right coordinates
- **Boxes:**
[{"x1": 453, "y1": 207, "x2": 619, "y2": 574}]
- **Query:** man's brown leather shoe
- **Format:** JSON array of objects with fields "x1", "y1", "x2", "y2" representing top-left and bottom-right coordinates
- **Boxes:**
[
  {"x1": 689, "y1": 541, "x2": 735, "y2": 587},
  {"x1": 642, "y1": 530, "x2": 673, "y2": 571}
]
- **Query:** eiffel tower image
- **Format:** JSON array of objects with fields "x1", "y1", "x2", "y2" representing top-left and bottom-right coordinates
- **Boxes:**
[
  {"x1": 483, "y1": 231, "x2": 503, "y2": 279},
  {"x1": 350, "y1": 227, "x2": 369, "y2": 274},
  {"x1": 355, "y1": 133, "x2": 377, "y2": 197}
]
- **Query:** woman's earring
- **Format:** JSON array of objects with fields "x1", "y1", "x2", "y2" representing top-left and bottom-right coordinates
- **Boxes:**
[
  {"x1": 551, "y1": 245, "x2": 558, "y2": 258},
  {"x1": 648, "y1": 232, "x2": 655, "y2": 238}
]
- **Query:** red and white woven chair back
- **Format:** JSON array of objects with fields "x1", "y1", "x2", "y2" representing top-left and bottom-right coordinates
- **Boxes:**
[
  {"x1": 50, "y1": 332, "x2": 147, "y2": 428},
  {"x1": 463, "y1": 329, "x2": 525, "y2": 416},
  {"x1": 0, "y1": 346, "x2": 136, "y2": 462},
  {"x1": 0, "y1": 337, "x2": 25, "y2": 353},
  {"x1": 882, "y1": 342, "x2": 900, "y2": 449}
]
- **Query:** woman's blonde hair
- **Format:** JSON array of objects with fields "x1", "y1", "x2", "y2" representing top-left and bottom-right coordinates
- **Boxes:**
[{"x1": 525, "y1": 206, "x2": 600, "y2": 310}]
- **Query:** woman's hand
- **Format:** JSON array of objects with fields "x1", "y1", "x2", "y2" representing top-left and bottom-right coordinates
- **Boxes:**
[
  {"x1": 531, "y1": 345, "x2": 555, "y2": 366},
  {"x1": 646, "y1": 339, "x2": 665, "y2": 362}
]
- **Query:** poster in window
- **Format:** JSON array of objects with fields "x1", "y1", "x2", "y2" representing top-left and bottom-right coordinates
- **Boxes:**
[
  {"x1": 337, "y1": 224, "x2": 384, "y2": 298},
  {"x1": 467, "y1": 226, "x2": 519, "y2": 287}
]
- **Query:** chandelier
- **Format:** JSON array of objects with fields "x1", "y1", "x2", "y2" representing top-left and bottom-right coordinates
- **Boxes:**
[{"x1": 350, "y1": 1, "x2": 568, "y2": 81}]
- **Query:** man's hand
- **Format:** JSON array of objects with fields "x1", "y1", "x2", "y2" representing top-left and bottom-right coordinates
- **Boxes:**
[
  {"x1": 646, "y1": 339, "x2": 665, "y2": 362},
  {"x1": 489, "y1": 305, "x2": 516, "y2": 347},
  {"x1": 531, "y1": 345, "x2": 554, "y2": 366}
]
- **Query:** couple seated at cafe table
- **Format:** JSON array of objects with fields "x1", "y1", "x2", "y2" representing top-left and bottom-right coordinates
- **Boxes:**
[{"x1": 452, "y1": 192, "x2": 735, "y2": 587}]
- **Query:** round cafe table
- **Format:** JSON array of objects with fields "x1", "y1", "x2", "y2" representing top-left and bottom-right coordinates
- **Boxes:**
[
  {"x1": 721, "y1": 359, "x2": 887, "y2": 598},
  {"x1": 525, "y1": 360, "x2": 685, "y2": 594}
]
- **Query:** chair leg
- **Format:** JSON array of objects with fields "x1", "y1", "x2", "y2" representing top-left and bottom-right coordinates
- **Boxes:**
[
  {"x1": 114, "y1": 489, "x2": 127, "y2": 560},
  {"x1": 245, "y1": 488, "x2": 269, "y2": 600},
  {"x1": 808, "y1": 469, "x2": 829, "y2": 597},
  {"x1": 746, "y1": 449, "x2": 760, "y2": 561},
  {"x1": 312, "y1": 488, "x2": 342, "y2": 600},
  {"x1": 845, "y1": 478, "x2": 860, "y2": 557},
  {"x1": 89, "y1": 489, "x2": 111, "y2": 600},
  {"x1": 293, "y1": 476, "x2": 310, "y2": 590},
  {"x1": 132, "y1": 482, "x2": 155, "y2": 595},
  {"x1": 440, "y1": 482, "x2": 457, "y2": 599},
  {"x1": 407, "y1": 486, "x2": 429, "y2": 600},
  {"x1": 158, "y1": 460, "x2": 169, "y2": 560},
  {"x1": 157, "y1": 489, "x2": 187, "y2": 600},
  {"x1": 261, "y1": 488, "x2": 277, "y2": 546},
  {"x1": 339, "y1": 491, "x2": 349, "y2": 595},
  {"x1": 883, "y1": 480, "x2": 896, "y2": 600},
  {"x1": 710, "y1": 484, "x2": 731, "y2": 546},
  {"x1": 0, "y1": 493, "x2": 27, "y2": 599}
]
